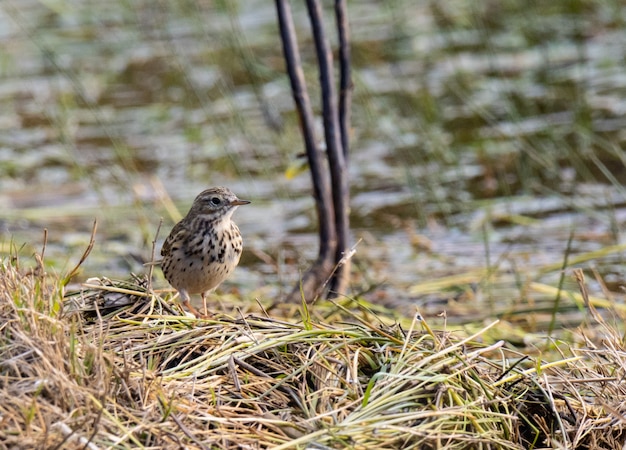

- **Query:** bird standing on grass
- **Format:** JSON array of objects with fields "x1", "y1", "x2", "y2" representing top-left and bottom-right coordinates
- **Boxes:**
[{"x1": 161, "y1": 187, "x2": 250, "y2": 317}]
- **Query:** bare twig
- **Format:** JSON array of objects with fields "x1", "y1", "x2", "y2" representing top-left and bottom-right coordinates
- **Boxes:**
[
  {"x1": 32, "y1": 228, "x2": 48, "y2": 278},
  {"x1": 62, "y1": 219, "x2": 97, "y2": 288},
  {"x1": 306, "y1": 0, "x2": 351, "y2": 298},
  {"x1": 275, "y1": 0, "x2": 337, "y2": 302},
  {"x1": 330, "y1": 0, "x2": 352, "y2": 296},
  {"x1": 147, "y1": 218, "x2": 163, "y2": 293},
  {"x1": 335, "y1": 0, "x2": 352, "y2": 161}
]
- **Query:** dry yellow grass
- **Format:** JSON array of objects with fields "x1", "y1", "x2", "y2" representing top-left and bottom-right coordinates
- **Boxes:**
[{"x1": 1, "y1": 257, "x2": 626, "y2": 449}]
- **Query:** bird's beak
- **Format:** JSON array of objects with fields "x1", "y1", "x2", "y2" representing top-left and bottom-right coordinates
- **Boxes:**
[{"x1": 232, "y1": 199, "x2": 251, "y2": 206}]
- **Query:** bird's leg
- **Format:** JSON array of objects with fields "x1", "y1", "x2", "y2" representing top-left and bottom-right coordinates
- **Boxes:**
[
  {"x1": 201, "y1": 292, "x2": 208, "y2": 317},
  {"x1": 179, "y1": 289, "x2": 202, "y2": 318}
]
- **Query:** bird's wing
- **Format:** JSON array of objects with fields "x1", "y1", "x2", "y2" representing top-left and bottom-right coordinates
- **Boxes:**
[{"x1": 161, "y1": 221, "x2": 188, "y2": 257}]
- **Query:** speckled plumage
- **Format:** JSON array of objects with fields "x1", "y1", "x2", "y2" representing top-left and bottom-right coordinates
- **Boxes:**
[{"x1": 161, "y1": 186, "x2": 249, "y2": 317}]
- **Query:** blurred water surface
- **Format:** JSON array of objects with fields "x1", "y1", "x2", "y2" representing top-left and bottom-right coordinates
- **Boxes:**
[{"x1": 2, "y1": 0, "x2": 626, "y2": 323}]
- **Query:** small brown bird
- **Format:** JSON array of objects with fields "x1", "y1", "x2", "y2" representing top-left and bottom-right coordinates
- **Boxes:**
[{"x1": 161, "y1": 187, "x2": 250, "y2": 317}]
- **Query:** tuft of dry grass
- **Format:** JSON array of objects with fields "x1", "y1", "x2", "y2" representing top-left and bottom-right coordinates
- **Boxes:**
[{"x1": 1, "y1": 258, "x2": 626, "y2": 449}]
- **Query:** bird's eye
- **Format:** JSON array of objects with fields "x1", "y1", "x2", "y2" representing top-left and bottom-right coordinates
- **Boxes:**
[{"x1": 210, "y1": 197, "x2": 221, "y2": 205}]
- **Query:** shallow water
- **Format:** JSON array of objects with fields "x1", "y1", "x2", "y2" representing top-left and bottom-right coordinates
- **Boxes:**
[{"x1": 2, "y1": 0, "x2": 626, "y2": 325}]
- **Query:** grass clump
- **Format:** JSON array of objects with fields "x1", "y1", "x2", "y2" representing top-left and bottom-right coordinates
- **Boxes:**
[{"x1": 1, "y1": 257, "x2": 626, "y2": 449}]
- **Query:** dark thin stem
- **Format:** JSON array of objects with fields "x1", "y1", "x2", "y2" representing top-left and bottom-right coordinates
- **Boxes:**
[
  {"x1": 307, "y1": 0, "x2": 350, "y2": 298},
  {"x1": 330, "y1": 0, "x2": 352, "y2": 295},
  {"x1": 275, "y1": 0, "x2": 336, "y2": 301},
  {"x1": 335, "y1": 0, "x2": 352, "y2": 161}
]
